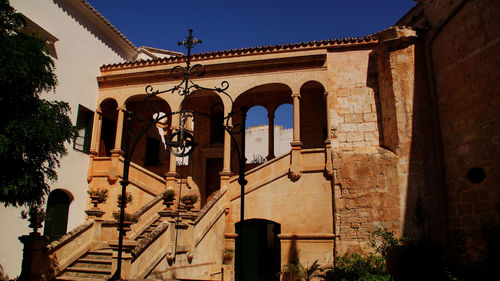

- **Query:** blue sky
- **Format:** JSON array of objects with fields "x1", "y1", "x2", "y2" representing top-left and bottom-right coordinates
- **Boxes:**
[
  {"x1": 87, "y1": 0, "x2": 416, "y2": 54},
  {"x1": 86, "y1": 0, "x2": 416, "y2": 129}
]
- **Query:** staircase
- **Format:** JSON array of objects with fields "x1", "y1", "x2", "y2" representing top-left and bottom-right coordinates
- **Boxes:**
[
  {"x1": 54, "y1": 217, "x2": 163, "y2": 281},
  {"x1": 135, "y1": 217, "x2": 162, "y2": 243},
  {"x1": 56, "y1": 248, "x2": 112, "y2": 281}
]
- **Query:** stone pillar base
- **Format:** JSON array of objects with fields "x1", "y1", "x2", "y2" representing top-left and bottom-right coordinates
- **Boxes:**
[{"x1": 19, "y1": 233, "x2": 49, "y2": 281}]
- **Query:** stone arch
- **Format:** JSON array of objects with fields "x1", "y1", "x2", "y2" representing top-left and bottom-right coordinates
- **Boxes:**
[
  {"x1": 124, "y1": 94, "x2": 172, "y2": 175},
  {"x1": 274, "y1": 103, "x2": 293, "y2": 158},
  {"x1": 182, "y1": 90, "x2": 226, "y2": 206},
  {"x1": 233, "y1": 83, "x2": 293, "y2": 169},
  {"x1": 245, "y1": 105, "x2": 269, "y2": 164},
  {"x1": 300, "y1": 80, "x2": 327, "y2": 149},
  {"x1": 43, "y1": 189, "x2": 73, "y2": 242},
  {"x1": 98, "y1": 98, "x2": 118, "y2": 156}
]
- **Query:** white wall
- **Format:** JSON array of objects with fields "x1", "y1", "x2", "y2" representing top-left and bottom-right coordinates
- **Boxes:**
[
  {"x1": 0, "y1": 0, "x2": 134, "y2": 277},
  {"x1": 245, "y1": 125, "x2": 292, "y2": 163}
]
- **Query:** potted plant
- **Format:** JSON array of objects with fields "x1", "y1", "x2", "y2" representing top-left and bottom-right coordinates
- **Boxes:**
[
  {"x1": 87, "y1": 188, "x2": 108, "y2": 208},
  {"x1": 161, "y1": 189, "x2": 175, "y2": 209},
  {"x1": 181, "y1": 194, "x2": 198, "y2": 211},
  {"x1": 222, "y1": 248, "x2": 234, "y2": 265},
  {"x1": 117, "y1": 192, "x2": 133, "y2": 208},
  {"x1": 21, "y1": 206, "x2": 46, "y2": 234},
  {"x1": 112, "y1": 211, "x2": 138, "y2": 237}
]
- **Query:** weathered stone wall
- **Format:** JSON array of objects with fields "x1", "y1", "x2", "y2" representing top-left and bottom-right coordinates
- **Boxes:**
[
  {"x1": 420, "y1": 0, "x2": 500, "y2": 257},
  {"x1": 333, "y1": 148, "x2": 399, "y2": 254}
]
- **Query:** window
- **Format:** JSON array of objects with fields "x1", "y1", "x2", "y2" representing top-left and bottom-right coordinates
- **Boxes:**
[{"x1": 73, "y1": 105, "x2": 94, "y2": 154}]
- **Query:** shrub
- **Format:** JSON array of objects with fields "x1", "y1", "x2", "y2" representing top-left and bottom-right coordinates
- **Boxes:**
[
  {"x1": 324, "y1": 253, "x2": 390, "y2": 281},
  {"x1": 117, "y1": 192, "x2": 133, "y2": 206},
  {"x1": 87, "y1": 188, "x2": 108, "y2": 203},
  {"x1": 161, "y1": 189, "x2": 175, "y2": 201},
  {"x1": 112, "y1": 211, "x2": 138, "y2": 223},
  {"x1": 280, "y1": 259, "x2": 321, "y2": 281}
]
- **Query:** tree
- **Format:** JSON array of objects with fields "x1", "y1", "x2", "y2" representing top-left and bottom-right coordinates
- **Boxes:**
[{"x1": 0, "y1": 0, "x2": 77, "y2": 207}]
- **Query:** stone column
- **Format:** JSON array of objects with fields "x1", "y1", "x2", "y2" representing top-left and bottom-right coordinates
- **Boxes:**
[
  {"x1": 89, "y1": 109, "x2": 103, "y2": 156},
  {"x1": 292, "y1": 93, "x2": 301, "y2": 143},
  {"x1": 289, "y1": 93, "x2": 302, "y2": 181},
  {"x1": 111, "y1": 106, "x2": 126, "y2": 155},
  {"x1": 18, "y1": 233, "x2": 48, "y2": 281},
  {"x1": 324, "y1": 91, "x2": 334, "y2": 178},
  {"x1": 166, "y1": 115, "x2": 179, "y2": 190},
  {"x1": 267, "y1": 109, "x2": 275, "y2": 161},
  {"x1": 220, "y1": 112, "x2": 232, "y2": 188}
]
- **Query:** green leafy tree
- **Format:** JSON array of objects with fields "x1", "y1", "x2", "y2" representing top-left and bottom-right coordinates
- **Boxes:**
[{"x1": 0, "y1": 0, "x2": 77, "y2": 207}]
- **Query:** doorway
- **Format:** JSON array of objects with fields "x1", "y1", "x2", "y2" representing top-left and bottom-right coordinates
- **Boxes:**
[
  {"x1": 43, "y1": 189, "x2": 72, "y2": 242},
  {"x1": 235, "y1": 219, "x2": 281, "y2": 281}
]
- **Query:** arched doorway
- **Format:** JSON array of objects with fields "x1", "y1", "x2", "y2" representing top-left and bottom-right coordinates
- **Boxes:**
[
  {"x1": 235, "y1": 219, "x2": 281, "y2": 281},
  {"x1": 43, "y1": 189, "x2": 73, "y2": 242}
]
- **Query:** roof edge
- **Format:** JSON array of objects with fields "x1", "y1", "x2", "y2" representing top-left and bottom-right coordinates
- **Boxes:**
[
  {"x1": 101, "y1": 35, "x2": 378, "y2": 71},
  {"x1": 67, "y1": 0, "x2": 138, "y2": 59}
]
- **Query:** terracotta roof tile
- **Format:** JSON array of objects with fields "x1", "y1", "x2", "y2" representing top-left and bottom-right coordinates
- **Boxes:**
[{"x1": 100, "y1": 35, "x2": 378, "y2": 71}]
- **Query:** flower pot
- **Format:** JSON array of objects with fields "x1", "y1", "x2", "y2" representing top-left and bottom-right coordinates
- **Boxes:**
[{"x1": 183, "y1": 200, "x2": 193, "y2": 211}]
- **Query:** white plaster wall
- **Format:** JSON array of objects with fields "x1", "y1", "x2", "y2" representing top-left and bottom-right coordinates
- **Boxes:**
[
  {"x1": 0, "y1": 0, "x2": 134, "y2": 277},
  {"x1": 245, "y1": 125, "x2": 292, "y2": 162}
]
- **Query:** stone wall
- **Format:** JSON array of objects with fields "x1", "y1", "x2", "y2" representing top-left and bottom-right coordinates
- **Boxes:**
[{"x1": 420, "y1": 0, "x2": 500, "y2": 257}]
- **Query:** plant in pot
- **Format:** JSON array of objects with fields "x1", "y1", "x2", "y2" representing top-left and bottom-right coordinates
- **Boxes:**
[
  {"x1": 117, "y1": 192, "x2": 133, "y2": 208},
  {"x1": 87, "y1": 188, "x2": 108, "y2": 208},
  {"x1": 161, "y1": 189, "x2": 176, "y2": 209},
  {"x1": 222, "y1": 248, "x2": 235, "y2": 265},
  {"x1": 112, "y1": 211, "x2": 138, "y2": 237},
  {"x1": 181, "y1": 194, "x2": 198, "y2": 211},
  {"x1": 21, "y1": 205, "x2": 46, "y2": 234}
]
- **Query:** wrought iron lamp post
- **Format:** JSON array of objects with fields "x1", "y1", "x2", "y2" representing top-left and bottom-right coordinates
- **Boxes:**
[{"x1": 110, "y1": 29, "x2": 247, "y2": 281}]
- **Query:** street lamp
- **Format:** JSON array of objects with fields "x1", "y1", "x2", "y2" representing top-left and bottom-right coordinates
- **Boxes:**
[{"x1": 110, "y1": 29, "x2": 247, "y2": 281}]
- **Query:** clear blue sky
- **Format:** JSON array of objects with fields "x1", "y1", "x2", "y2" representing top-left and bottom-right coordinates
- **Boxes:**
[
  {"x1": 86, "y1": 0, "x2": 416, "y2": 129},
  {"x1": 87, "y1": 0, "x2": 416, "y2": 54}
]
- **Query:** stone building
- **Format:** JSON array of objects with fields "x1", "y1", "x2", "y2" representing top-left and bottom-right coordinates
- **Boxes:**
[{"x1": 10, "y1": 0, "x2": 500, "y2": 280}]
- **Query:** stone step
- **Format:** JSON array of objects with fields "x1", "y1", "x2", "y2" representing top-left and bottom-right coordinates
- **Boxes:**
[
  {"x1": 65, "y1": 266, "x2": 111, "y2": 274},
  {"x1": 84, "y1": 249, "x2": 112, "y2": 260},
  {"x1": 60, "y1": 266, "x2": 111, "y2": 279},
  {"x1": 55, "y1": 275, "x2": 108, "y2": 281},
  {"x1": 73, "y1": 258, "x2": 112, "y2": 269}
]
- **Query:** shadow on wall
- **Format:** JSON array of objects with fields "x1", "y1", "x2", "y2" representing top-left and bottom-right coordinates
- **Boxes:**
[{"x1": 282, "y1": 236, "x2": 299, "y2": 281}]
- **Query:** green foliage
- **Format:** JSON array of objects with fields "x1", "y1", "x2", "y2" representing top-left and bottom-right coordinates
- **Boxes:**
[
  {"x1": 369, "y1": 226, "x2": 406, "y2": 257},
  {"x1": 324, "y1": 253, "x2": 391, "y2": 281},
  {"x1": 87, "y1": 188, "x2": 109, "y2": 203},
  {"x1": 0, "y1": 0, "x2": 77, "y2": 207},
  {"x1": 181, "y1": 194, "x2": 198, "y2": 204},
  {"x1": 117, "y1": 192, "x2": 133, "y2": 206},
  {"x1": 161, "y1": 189, "x2": 175, "y2": 201},
  {"x1": 20, "y1": 205, "x2": 46, "y2": 231},
  {"x1": 112, "y1": 211, "x2": 138, "y2": 223},
  {"x1": 280, "y1": 259, "x2": 321, "y2": 281}
]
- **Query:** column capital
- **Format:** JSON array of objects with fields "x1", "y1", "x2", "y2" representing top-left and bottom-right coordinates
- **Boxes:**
[
  {"x1": 96, "y1": 108, "x2": 102, "y2": 114},
  {"x1": 117, "y1": 106, "x2": 127, "y2": 112},
  {"x1": 291, "y1": 93, "x2": 301, "y2": 98}
]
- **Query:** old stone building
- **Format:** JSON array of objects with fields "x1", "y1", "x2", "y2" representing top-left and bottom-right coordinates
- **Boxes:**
[{"x1": 12, "y1": 0, "x2": 499, "y2": 280}]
